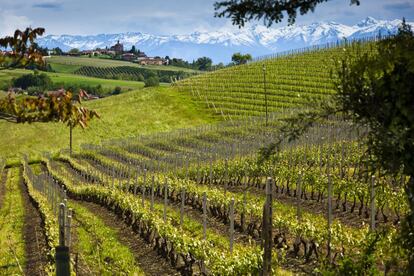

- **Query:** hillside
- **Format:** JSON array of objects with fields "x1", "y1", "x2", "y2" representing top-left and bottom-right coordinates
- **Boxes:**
[
  {"x1": 174, "y1": 40, "x2": 374, "y2": 119},
  {"x1": 0, "y1": 86, "x2": 215, "y2": 159},
  {"x1": 0, "y1": 69, "x2": 146, "y2": 91},
  {"x1": 47, "y1": 56, "x2": 200, "y2": 73}
]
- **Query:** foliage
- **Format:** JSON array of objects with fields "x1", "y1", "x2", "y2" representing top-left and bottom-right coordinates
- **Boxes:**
[
  {"x1": 0, "y1": 90, "x2": 99, "y2": 128},
  {"x1": 334, "y1": 19, "x2": 414, "y2": 271},
  {"x1": 0, "y1": 27, "x2": 45, "y2": 69},
  {"x1": 231, "y1": 52, "x2": 252, "y2": 65},
  {"x1": 68, "y1": 48, "x2": 80, "y2": 55},
  {"x1": 144, "y1": 76, "x2": 160, "y2": 87},
  {"x1": 214, "y1": 0, "x2": 360, "y2": 27},
  {"x1": 12, "y1": 71, "x2": 52, "y2": 92},
  {"x1": 112, "y1": 86, "x2": 122, "y2": 95},
  {"x1": 195, "y1": 56, "x2": 213, "y2": 71}
]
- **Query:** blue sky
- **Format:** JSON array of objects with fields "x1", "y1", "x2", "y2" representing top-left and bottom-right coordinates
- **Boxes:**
[{"x1": 0, "y1": 0, "x2": 413, "y2": 36}]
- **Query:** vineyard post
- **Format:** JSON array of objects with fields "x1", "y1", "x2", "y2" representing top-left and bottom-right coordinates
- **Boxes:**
[
  {"x1": 241, "y1": 180, "x2": 247, "y2": 231},
  {"x1": 180, "y1": 188, "x2": 185, "y2": 227},
  {"x1": 203, "y1": 192, "x2": 207, "y2": 240},
  {"x1": 164, "y1": 178, "x2": 168, "y2": 222},
  {"x1": 56, "y1": 203, "x2": 70, "y2": 276},
  {"x1": 262, "y1": 64, "x2": 268, "y2": 127},
  {"x1": 209, "y1": 158, "x2": 213, "y2": 185},
  {"x1": 66, "y1": 208, "x2": 72, "y2": 247},
  {"x1": 262, "y1": 177, "x2": 273, "y2": 276},
  {"x1": 327, "y1": 174, "x2": 333, "y2": 263},
  {"x1": 151, "y1": 176, "x2": 155, "y2": 211},
  {"x1": 229, "y1": 198, "x2": 235, "y2": 254},
  {"x1": 224, "y1": 158, "x2": 228, "y2": 196},
  {"x1": 370, "y1": 176, "x2": 376, "y2": 231},
  {"x1": 142, "y1": 169, "x2": 147, "y2": 208},
  {"x1": 134, "y1": 170, "x2": 138, "y2": 196}
]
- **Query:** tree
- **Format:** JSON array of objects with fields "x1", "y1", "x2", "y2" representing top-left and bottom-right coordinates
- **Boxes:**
[
  {"x1": 0, "y1": 27, "x2": 45, "y2": 69},
  {"x1": 0, "y1": 27, "x2": 99, "y2": 155},
  {"x1": 53, "y1": 47, "x2": 63, "y2": 55},
  {"x1": 214, "y1": 0, "x2": 360, "y2": 27},
  {"x1": 334, "y1": 21, "x2": 414, "y2": 271},
  {"x1": 232, "y1": 52, "x2": 252, "y2": 65},
  {"x1": 130, "y1": 45, "x2": 136, "y2": 54},
  {"x1": 195, "y1": 57, "x2": 213, "y2": 71},
  {"x1": 260, "y1": 21, "x2": 414, "y2": 272},
  {"x1": 68, "y1": 48, "x2": 80, "y2": 55}
]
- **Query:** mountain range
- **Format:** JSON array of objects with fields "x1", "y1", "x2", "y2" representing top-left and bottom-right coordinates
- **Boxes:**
[{"x1": 37, "y1": 17, "x2": 413, "y2": 63}]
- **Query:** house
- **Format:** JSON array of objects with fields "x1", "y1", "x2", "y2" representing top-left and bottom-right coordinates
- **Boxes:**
[
  {"x1": 136, "y1": 57, "x2": 167, "y2": 66},
  {"x1": 110, "y1": 40, "x2": 124, "y2": 54},
  {"x1": 121, "y1": 53, "x2": 136, "y2": 61}
]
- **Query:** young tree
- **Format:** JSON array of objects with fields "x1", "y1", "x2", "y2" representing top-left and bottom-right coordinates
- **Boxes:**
[
  {"x1": 0, "y1": 27, "x2": 99, "y2": 155},
  {"x1": 214, "y1": 0, "x2": 360, "y2": 26}
]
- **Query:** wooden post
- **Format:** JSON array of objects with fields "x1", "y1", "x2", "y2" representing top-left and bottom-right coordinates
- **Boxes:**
[
  {"x1": 56, "y1": 203, "x2": 70, "y2": 276},
  {"x1": 164, "y1": 178, "x2": 168, "y2": 222},
  {"x1": 229, "y1": 198, "x2": 235, "y2": 254},
  {"x1": 151, "y1": 176, "x2": 155, "y2": 211},
  {"x1": 66, "y1": 208, "x2": 72, "y2": 247},
  {"x1": 262, "y1": 177, "x2": 273, "y2": 276},
  {"x1": 209, "y1": 159, "x2": 213, "y2": 185},
  {"x1": 296, "y1": 174, "x2": 302, "y2": 222},
  {"x1": 142, "y1": 169, "x2": 147, "y2": 208},
  {"x1": 370, "y1": 176, "x2": 376, "y2": 231},
  {"x1": 202, "y1": 192, "x2": 207, "y2": 240},
  {"x1": 327, "y1": 174, "x2": 333, "y2": 263},
  {"x1": 224, "y1": 158, "x2": 228, "y2": 196},
  {"x1": 180, "y1": 188, "x2": 185, "y2": 227}
]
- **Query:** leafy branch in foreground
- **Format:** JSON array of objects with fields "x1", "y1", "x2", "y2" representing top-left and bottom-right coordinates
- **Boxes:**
[
  {"x1": 214, "y1": 0, "x2": 360, "y2": 27},
  {"x1": 0, "y1": 90, "x2": 99, "y2": 127},
  {"x1": 0, "y1": 27, "x2": 45, "y2": 70},
  {"x1": 260, "y1": 20, "x2": 414, "y2": 272}
]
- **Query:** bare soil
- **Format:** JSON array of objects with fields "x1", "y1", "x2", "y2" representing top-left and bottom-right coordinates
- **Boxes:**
[
  {"x1": 20, "y1": 169, "x2": 49, "y2": 276},
  {"x1": 75, "y1": 200, "x2": 180, "y2": 276}
]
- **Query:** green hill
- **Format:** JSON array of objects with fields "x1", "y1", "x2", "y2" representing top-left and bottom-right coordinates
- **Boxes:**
[
  {"x1": 173, "y1": 42, "x2": 374, "y2": 119},
  {"x1": 0, "y1": 85, "x2": 215, "y2": 159}
]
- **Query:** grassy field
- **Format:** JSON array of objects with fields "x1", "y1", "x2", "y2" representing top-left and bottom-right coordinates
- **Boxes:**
[
  {"x1": 0, "y1": 85, "x2": 215, "y2": 160},
  {"x1": 0, "y1": 69, "x2": 148, "y2": 91},
  {"x1": 46, "y1": 56, "x2": 200, "y2": 73}
]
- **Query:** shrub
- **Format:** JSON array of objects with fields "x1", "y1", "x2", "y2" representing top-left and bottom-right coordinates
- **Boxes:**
[
  {"x1": 112, "y1": 86, "x2": 122, "y2": 95},
  {"x1": 12, "y1": 72, "x2": 52, "y2": 90},
  {"x1": 144, "y1": 76, "x2": 159, "y2": 87}
]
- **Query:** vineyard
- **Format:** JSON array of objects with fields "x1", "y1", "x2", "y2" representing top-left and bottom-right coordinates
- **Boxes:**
[
  {"x1": 74, "y1": 66, "x2": 198, "y2": 83},
  {"x1": 0, "y1": 38, "x2": 410, "y2": 275},
  {"x1": 173, "y1": 40, "x2": 376, "y2": 120}
]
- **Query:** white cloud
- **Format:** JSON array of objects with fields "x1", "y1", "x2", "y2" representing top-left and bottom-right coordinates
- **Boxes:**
[{"x1": 0, "y1": 10, "x2": 32, "y2": 36}]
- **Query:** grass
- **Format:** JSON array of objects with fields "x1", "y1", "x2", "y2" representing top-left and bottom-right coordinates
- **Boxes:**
[
  {"x1": 0, "y1": 85, "x2": 216, "y2": 161},
  {"x1": 46, "y1": 56, "x2": 200, "y2": 73},
  {"x1": 0, "y1": 69, "x2": 147, "y2": 90},
  {"x1": 70, "y1": 201, "x2": 144, "y2": 275},
  {"x1": 0, "y1": 167, "x2": 25, "y2": 275}
]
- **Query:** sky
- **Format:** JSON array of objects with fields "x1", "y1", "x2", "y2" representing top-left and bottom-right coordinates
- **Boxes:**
[{"x1": 0, "y1": 0, "x2": 413, "y2": 37}]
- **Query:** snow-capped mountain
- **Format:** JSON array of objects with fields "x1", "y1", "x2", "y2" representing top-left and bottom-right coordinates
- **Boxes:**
[{"x1": 37, "y1": 17, "x2": 413, "y2": 63}]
